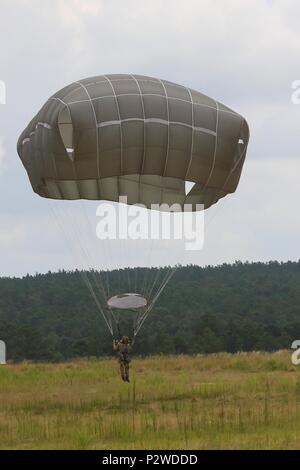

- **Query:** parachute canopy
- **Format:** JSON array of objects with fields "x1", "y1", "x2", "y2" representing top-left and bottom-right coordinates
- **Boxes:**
[
  {"x1": 107, "y1": 293, "x2": 147, "y2": 310},
  {"x1": 17, "y1": 74, "x2": 249, "y2": 211}
]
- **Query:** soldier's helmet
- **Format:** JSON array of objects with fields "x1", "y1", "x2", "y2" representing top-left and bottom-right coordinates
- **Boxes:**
[{"x1": 121, "y1": 336, "x2": 130, "y2": 343}]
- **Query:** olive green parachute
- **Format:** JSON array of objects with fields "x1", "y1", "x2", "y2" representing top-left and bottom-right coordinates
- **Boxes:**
[{"x1": 17, "y1": 74, "x2": 249, "y2": 211}]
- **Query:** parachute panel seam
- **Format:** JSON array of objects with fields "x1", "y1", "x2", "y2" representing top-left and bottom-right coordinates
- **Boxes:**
[
  {"x1": 75, "y1": 81, "x2": 101, "y2": 185},
  {"x1": 103, "y1": 75, "x2": 124, "y2": 175}
]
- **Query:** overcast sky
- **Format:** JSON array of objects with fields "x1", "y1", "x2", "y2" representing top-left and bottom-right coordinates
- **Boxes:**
[{"x1": 0, "y1": 0, "x2": 300, "y2": 277}]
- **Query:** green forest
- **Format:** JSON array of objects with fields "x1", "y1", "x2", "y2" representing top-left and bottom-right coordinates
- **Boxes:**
[{"x1": 0, "y1": 261, "x2": 300, "y2": 362}]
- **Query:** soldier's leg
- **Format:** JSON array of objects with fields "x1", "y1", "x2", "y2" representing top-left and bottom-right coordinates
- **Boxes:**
[
  {"x1": 119, "y1": 361, "x2": 125, "y2": 380},
  {"x1": 120, "y1": 362, "x2": 126, "y2": 381},
  {"x1": 125, "y1": 362, "x2": 130, "y2": 382}
]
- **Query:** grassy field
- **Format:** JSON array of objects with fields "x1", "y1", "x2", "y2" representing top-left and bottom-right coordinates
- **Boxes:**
[{"x1": 0, "y1": 350, "x2": 300, "y2": 449}]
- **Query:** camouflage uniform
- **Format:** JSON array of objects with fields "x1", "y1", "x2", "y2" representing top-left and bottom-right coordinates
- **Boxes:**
[{"x1": 113, "y1": 337, "x2": 133, "y2": 382}]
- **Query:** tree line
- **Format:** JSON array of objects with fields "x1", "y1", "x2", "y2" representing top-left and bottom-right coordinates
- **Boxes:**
[{"x1": 0, "y1": 260, "x2": 299, "y2": 361}]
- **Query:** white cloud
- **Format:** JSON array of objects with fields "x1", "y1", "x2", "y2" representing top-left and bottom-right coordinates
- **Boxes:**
[
  {"x1": 56, "y1": 0, "x2": 103, "y2": 55},
  {"x1": 58, "y1": 0, "x2": 102, "y2": 27}
]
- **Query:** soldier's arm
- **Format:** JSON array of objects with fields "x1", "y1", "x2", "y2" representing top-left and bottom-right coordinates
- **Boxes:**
[{"x1": 112, "y1": 340, "x2": 119, "y2": 351}]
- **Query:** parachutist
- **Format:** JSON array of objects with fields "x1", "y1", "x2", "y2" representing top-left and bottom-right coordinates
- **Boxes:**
[{"x1": 113, "y1": 336, "x2": 134, "y2": 382}]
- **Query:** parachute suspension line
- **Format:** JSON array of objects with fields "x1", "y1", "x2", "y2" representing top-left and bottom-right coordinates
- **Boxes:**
[
  {"x1": 135, "y1": 214, "x2": 196, "y2": 337},
  {"x1": 81, "y1": 272, "x2": 114, "y2": 337},
  {"x1": 127, "y1": 267, "x2": 131, "y2": 293},
  {"x1": 117, "y1": 266, "x2": 121, "y2": 296},
  {"x1": 50, "y1": 204, "x2": 108, "y2": 306},
  {"x1": 81, "y1": 202, "x2": 121, "y2": 308},
  {"x1": 109, "y1": 309, "x2": 121, "y2": 339},
  {"x1": 141, "y1": 210, "x2": 178, "y2": 301},
  {"x1": 50, "y1": 204, "x2": 110, "y2": 331},
  {"x1": 134, "y1": 266, "x2": 138, "y2": 294},
  {"x1": 48, "y1": 204, "x2": 113, "y2": 337},
  {"x1": 144, "y1": 266, "x2": 166, "y2": 304},
  {"x1": 133, "y1": 310, "x2": 140, "y2": 337},
  {"x1": 116, "y1": 201, "x2": 133, "y2": 293},
  {"x1": 118, "y1": 216, "x2": 130, "y2": 293},
  {"x1": 64, "y1": 203, "x2": 109, "y2": 304},
  {"x1": 134, "y1": 265, "x2": 178, "y2": 338},
  {"x1": 141, "y1": 264, "x2": 150, "y2": 298},
  {"x1": 116, "y1": 312, "x2": 122, "y2": 339},
  {"x1": 79, "y1": 199, "x2": 131, "y2": 303},
  {"x1": 143, "y1": 267, "x2": 156, "y2": 301},
  {"x1": 57, "y1": 204, "x2": 101, "y2": 290},
  {"x1": 205, "y1": 193, "x2": 230, "y2": 227},
  {"x1": 145, "y1": 264, "x2": 174, "y2": 311},
  {"x1": 141, "y1": 236, "x2": 156, "y2": 297},
  {"x1": 134, "y1": 198, "x2": 235, "y2": 338},
  {"x1": 68, "y1": 206, "x2": 122, "y2": 340},
  {"x1": 147, "y1": 266, "x2": 176, "y2": 309},
  {"x1": 79, "y1": 200, "x2": 111, "y2": 299}
]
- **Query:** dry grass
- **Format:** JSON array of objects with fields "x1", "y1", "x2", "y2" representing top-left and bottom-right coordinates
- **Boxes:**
[{"x1": 0, "y1": 350, "x2": 300, "y2": 449}]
